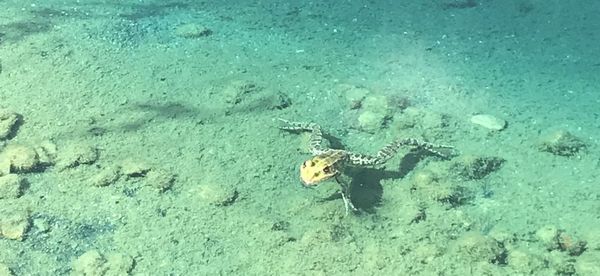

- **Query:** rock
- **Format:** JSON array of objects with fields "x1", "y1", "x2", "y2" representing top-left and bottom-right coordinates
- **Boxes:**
[
  {"x1": 538, "y1": 130, "x2": 586, "y2": 156},
  {"x1": 32, "y1": 217, "x2": 50, "y2": 233},
  {"x1": 507, "y1": 248, "x2": 545, "y2": 274},
  {"x1": 412, "y1": 243, "x2": 442, "y2": 265},
  {"x1": 0, "y1": 263, "x2": 13, "y2": 276},
  {"x1": 557, "y1": 231, "x2": 587, "y2": 256},
  {"x1": 223, "y1": 80, "x2": 261, "y2": 106},
  {"x1": 341, "y1": 85, "x2": 370, "y2": 109},
  {"x1": 221, "y1": 80, "x2": 290, "y2": 111},
  {"x1": 535, "y1": 225, "x2": 560, "y2": 250},
  {"x1": 197, "y1": 183, "x2": 238, "y2": 206},
  {"x1": 34, "y1": 140, "x2": 58, "y2": 166},
  {"x1": 91, "y1": 166, "x2": 121, "y2": 187},
  {"x1": 393, "y1": 107, "x2": 447, "y2": 135},
  {"x1": 354, "y1": 95, "x2": 391, "y2": 132},
  {"x1": 57, "y1": 143, "x2": 98, "y2": 169},
  {"x1": 0, "y1": 144, "x2": 40, "y2": 173},
  {"x1": 362, "y1": 95, "x2": 389, "y2": 112},
  {"x1": 394, "y1": 200, "x2": 425, "y2": 226},
  {"x1": 576, "y1": 251, "x2": 600, "y2": 276},
  {"x1": 452, "y1": 232, "x2": 505, "y2": 263},
  {"x1": 452, "y1": 155, "x2": 505, "y2": 180},
  {"x1": 393, "y1": 107, "x2": 420, "y2": 129},
  {"x1": 72, "y1": 250, "x2": 107, "y2": 276},
  {"x1": 411, "y1": 169, "x2": 469, "y2": 206},
  {"x1": 535, "y1": 226, "x2": 586, "y2": 256},
  {"x1": 582, "y1": 228, "x2": 600, "y2": 250},
  {"x1": 411, "y1": 171, "x2": 432, "y2": 188},
  {"x1": 357, "y1": 110, "x2": 387, "y2": 133},
  {"x1": 0, "y1": 109, "x2": 20, "y2": 140},
  {"x1": 0, "y1": 208, "x2": 30, "y2": 241},
  {"x1": 442, "y1": 0, "x2": 478, "y2": 9},
  {"x1": 470, "y1": 114, "x2": 507, "y2": 131},
  {"x1": 146, "y1": 168, "x2": 175, "y2": 192},
  {"x1": 105, "y1": 253, "x2": 135, "y2": 275},
  {"x1": 0, "y1": 159, "x2": 7, "y2": 176},
  {"x1": 120, "y1": 159, "x2": 150, "y2": 177},
  {"x1": 266, "y1": 92, "x2": 292, "y2": 110},
  {"x1": 487, "y1": 226, "x2": 515, "y2": 245},
  {"x1": 175, "y1": 23, "x2": 212, "y2": 38},
  {"x1": 388, "y1": 94, "x2": 412, "y2": 111},
  {"x1": 72, "y1": 250, "x2": 134, "y2": 276},
  {"x1": 0, "y1": 174, "x2": 26, "y2": 199}
]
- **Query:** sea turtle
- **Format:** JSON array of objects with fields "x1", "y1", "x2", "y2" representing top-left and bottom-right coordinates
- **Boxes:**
[{"x1": 278, "y1": 118, "x2": 453, "y2": 214}]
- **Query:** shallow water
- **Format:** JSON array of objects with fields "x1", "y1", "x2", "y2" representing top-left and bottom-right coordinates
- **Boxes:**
[{"x1": 0, "y1": 0, "x2": 599, "y2": 275}]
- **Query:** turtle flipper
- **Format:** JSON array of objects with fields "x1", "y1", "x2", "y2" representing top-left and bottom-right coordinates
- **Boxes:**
[
  {"x1": 347, "y1": 138, "x2": 454, "y2": 166},
  {"x1": 277, "y1": 118, "x2": 326, "y2": 155}
]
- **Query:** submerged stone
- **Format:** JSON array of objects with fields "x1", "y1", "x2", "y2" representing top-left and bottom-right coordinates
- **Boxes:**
[{"x1": 470, "y1": 114, "x2": 507, "y2": 131}]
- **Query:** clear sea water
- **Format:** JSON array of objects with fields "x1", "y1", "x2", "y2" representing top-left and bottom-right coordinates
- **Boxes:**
[{"x1": 0, "y1": 0, "x2": 599, "y2": 275}]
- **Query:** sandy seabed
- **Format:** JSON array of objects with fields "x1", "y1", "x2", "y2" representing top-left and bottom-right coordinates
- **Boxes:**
[{"x1": 1, "y1": 0, "x2": 599, "y2": 275}]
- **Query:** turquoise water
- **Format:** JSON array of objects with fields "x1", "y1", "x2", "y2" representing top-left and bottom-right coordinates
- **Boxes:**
[{"x1": 0, "y1": 0, "x2": 599, "y2": 274}]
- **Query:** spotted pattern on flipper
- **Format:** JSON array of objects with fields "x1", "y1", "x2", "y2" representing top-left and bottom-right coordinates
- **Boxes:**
[
  {"x1": 277, "y1": 118, "x2": 456, "y2": 214},
  {"x1": 347, "y1": 138, "x2": 453, "y2": 166},
  {"x1": 277, "y1": 119, "x2": 326, "y2": 155}
]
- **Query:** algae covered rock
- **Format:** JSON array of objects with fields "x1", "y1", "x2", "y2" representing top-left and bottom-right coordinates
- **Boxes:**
[
  {"x1": 362, "y1": 95, "x2": 389, "y2": 112},
  {"x1": 452, "y1": 155, "x2": 505, "y2": 180},
  {"x1": 452, "y1": 232, "x2": 505, "y2": 263},
  {"x1": 556, "y1": 231, "x2": 587, "y2": 256},
  {"x1": 506, "y1": 248, "x2": 545, "y2": 274},
  {"x1": 535, "y1": 225, "x2": 560, "y2": 250},
  {"x1": 120, "y1": 158, "x2": 151, "y2": 177},
  {"x1": 72, "y1": 250, "x2": 134, "y2": 276},
  {"x1": 535, "y1": 225, "x2": 587, "y2": 256},
  {"x1": 72, "y1": 250, "x2": 107, "y2": 276},
  {"x1": 392, "y1": 107, "x2": 448, "y2": 135},
  {"x1": 145, "y1": 168, "x2": 176, "y2": 192},
  {"x1": 0, "y1": 174, "x2": 26, "y2": 199},
  {"x1": 582, "y1": 228, "x2": 600, "y2": 250},
  {"x1": 0, "y1": 263, "x2": 13, "y2": 276},
  {"x1": 0, "y1": 144, "x2": 40, "y2": 173},
  {"x1": 0, "y1": 207, "x2": 30, "y2": 241},
  {"x1": 0, "y1": 109, "x2": 20, "y2": 140},
  {"x1": 357, "y1": 110, "x2": 387, "y2": 133},
  {"x1": 91, "y1": 166, "x2": 121, "y2": 187},
  {"x1": 411, "y1": 168, "x2": 470, "y2": 207},
  {"x1": 57, "y1": 143, "x2": 98, "y2": 169},
  {"x1": 356, "y1": 95, "x2": 390, "y2": 133},
  {"x1": 220, "y1": 79, "x2": 290, "y2": 111},
  {"x1": 223, "y1": 80, "x2": 261, "y2": 106},
  {"x1": 197, "y1": 182, "x2": 238, "y2": 206},
  {"x1": 34, "y1": 140, "x2": 58, "y2": 166},
  {"x1": 575, "y1": 251, "x2": 600, "y2": 276},
  {"x1": 342, "y1": 85, "x2": 370, "y2": 109},
  {"x1": 538, "y1": 130, "x2": 586, "y2": 156}
]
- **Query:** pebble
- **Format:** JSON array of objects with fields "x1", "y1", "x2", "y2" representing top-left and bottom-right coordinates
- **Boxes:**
[
  {"x1": 0, "y1": 174, "x2": 25, "y2": 199},
  {"x1": 470, "y1": 114, "x2": 506, "y2": 131},
  {"x1": 174, "y1": 23, "x2": 212, "y2": 38},
  {"x1": 0, "y1": 144, "x2": 40, "y2": 173},
  {"x1": 0, "y1": 109, "x2": 19, "y2": 140},
  {"x1": 0, "y1": 209, "x2": 30, "y2": 241},
  {"x1": 71, "y1": 250, "x2": 134, "y2": 275},
  {"x1": 57, "y1": 143, "x2": 98, "y2": 169}
]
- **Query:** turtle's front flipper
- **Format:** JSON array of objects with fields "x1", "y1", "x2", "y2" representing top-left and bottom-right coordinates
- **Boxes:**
[
  {"x1": 347, "y1": 138, "x2": 454, "y2": 166},
  {"x1": 381, "y1": 138, "x2": 454, "y2": 161},
  {"x1": 276, "y1": 118, "x2": 326, "y2": 155}
]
